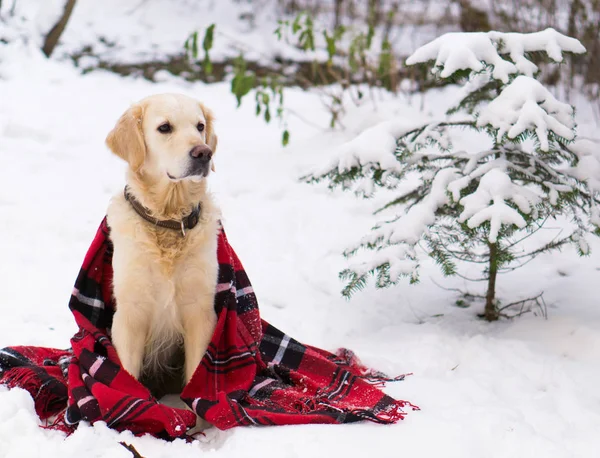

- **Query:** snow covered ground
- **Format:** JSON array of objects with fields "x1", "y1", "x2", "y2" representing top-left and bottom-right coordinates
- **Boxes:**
[{"x1": 1, "y1": 3, "x2": 600, "y2": 458}]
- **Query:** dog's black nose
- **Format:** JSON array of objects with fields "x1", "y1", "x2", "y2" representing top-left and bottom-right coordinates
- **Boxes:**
[{"x1": 189, "y1": 145, "x2": 212, "y2": 162}]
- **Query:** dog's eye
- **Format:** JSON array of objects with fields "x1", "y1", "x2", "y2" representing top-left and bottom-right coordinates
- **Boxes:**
[
  {"x1": 197, "y1": 123, "x2": 205, "y2": 133},
  {"x1": 157, "y1": 122, "x2": 172, "y2": 134}
]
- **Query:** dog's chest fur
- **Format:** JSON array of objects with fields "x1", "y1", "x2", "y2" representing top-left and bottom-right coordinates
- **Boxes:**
[{"x1": 107, "y1": 193, "x2": 220, "y2": 376}]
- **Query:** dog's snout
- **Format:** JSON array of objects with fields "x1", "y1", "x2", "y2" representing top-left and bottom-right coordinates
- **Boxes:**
[{"x1": 189, "y1": 145, "x2": 212, "y2": 162}]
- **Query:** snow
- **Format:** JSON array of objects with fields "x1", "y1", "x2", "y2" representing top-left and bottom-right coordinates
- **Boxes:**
[
  {"x1": 1, "y1": 6, "x2": 600, "y2": 458},
  {"x1": 1, "y1": 0, "x2": 454, "y2": 67},
  {"x1": 568, "y1": 138, "x2": 600, "y2": 227},
  {"x1": 365, "y1": 167, "x2": 459, "y2": 246},
  {"x1": 446, "y1": 155, "x2": 547, "y2": 243},
  {"x1": 459, "y1": 169, "x2": 529, "y2": 243},
  {"x1": 477, "y1": 75, "x2": 575, "y2": 151},
  {"x1": 406, "y1": 31, "x2": 518, "y2": 82},
  {"x1": 490, "y1": 28, "x2": 587, "y2": 66},
  {"x1": 406, "y1": 28, "x2": 586, "y2": 82},
  {"x1": 314, "y1": 113, "x2": 429, "y2": 196},
  {"x1": 346, "y1": 167, "x2": 462, "y2": 283}
]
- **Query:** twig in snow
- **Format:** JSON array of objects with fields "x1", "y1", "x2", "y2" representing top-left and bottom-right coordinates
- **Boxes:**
[
  {"x1": 430, "y1": 277, "x2": 485, "y2": 297},
  {"x1": 119, "y1": 442, "x2": 146, "y2": 458},
  {"x1": 495, "y1": 292, "x2": 547, "y2": 320}
]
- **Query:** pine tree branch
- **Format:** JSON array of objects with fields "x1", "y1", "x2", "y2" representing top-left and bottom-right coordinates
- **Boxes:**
[
  {"x1": 375, "y1": 188, "x2": 423, "y2": 214},
  {"x1": 503, "y1": 216, "x2": 552, "y2": 249},
  {"x1": 425, "y1": 237, "x2": 489, "y2": 263},
  {"x1": 430, "y1": 277, "x2": 486, "y2": 296},
  {"x1": 453, "y1": 271, "x2": 488, "y2": 282},
  {"x1": 402, "y1": 120, "x2": 474, "y2": 143},
  {"x1": 510, "y1": 236, "x2": 570, "y2": 261},
  {"x1": 434, "y1": 249, "x2": 489, "y2": 264}
]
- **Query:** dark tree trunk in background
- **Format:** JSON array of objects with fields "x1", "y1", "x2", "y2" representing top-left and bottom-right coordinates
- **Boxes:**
[
  {"x1": 284, "y1": 0, "x2": 298, "y2": 14},
  {"x1": 458, "y1": 0, "x2": 490, "y2": 32},
  {"x1": 567, "y1": 0, "x2": 580, "y2": 90},
  {"x1": 367, "y1": 0, "x2": 381, "y2": 28},
  {"x1": 41, "y1": 0, "x2": 77, "y2": 58},
  {"x1": 334, "y1": 0, "x2": 343, "y2": 29},
  {"x1": 485, "y1": 242, "x2": 499, "y2": 321},
  {"x1": 383, "y1": 1, "x2": 399, "y2": 42},
  {"x1": 346, "y1": 0, "x2": 357, "y2": 21}
]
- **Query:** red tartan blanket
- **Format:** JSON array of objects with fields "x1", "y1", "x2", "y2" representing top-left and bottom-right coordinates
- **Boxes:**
[{"x1": 0, "y1": 218, "x2": 417, "y2": 438}]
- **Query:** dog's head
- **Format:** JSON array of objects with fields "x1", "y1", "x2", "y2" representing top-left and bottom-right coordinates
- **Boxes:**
[{"x1": 106, "y1": 93, "x2": 218, "y2": 181}]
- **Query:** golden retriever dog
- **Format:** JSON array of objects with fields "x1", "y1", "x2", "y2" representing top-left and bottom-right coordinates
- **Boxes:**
[{"x1": 105, "y1": 93, "x2": 220, "y2": 399}]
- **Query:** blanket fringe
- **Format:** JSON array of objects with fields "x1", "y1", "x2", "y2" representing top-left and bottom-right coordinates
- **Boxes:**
[
  {"x1": 335, "y1": 348, "x2": 411, "y2": 386},
  {"x1": 2, "y1": 367, "x2": 67, "y2": 419},
  {"x1": 362, "y1": 373, "x2": 411, "y2": 387},
  {"x1": 308, "y1": 395, "x2": 420, "y2": 425},
  {"x1": 352, "y1": 399, "x2": 421, "y2": 424},
  {"x1": 41, "y1": 412, "x2": 74, "y2": 435}
]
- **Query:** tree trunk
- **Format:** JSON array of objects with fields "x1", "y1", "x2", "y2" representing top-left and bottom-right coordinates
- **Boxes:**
[
  {"x1": 334, "y1": 0, "x2": 343, "y2": 29},
  {"x1": 285, "y1": 0, "x2": 298, "y2": 14},
  {"x1": 484, "y1": 242, "x2": 499, "y2": 321},
  {"x1": 383, "y1": 2, "x2": 399, "y2": 42},
  {"x1": 347, "y1": 0, "x2": 357, "y2": 21},
  {"x1": 457, "y1": 0, "x2": 490, "y2": 33},
  {"x1": 41, "y1": 0, "x2": 77, "y2": 58},
  {"x1": 566, "y1": 0, "x2": 580, "y2": 91},
  {"x1": 367, "y1": 0, "x2": 380, "y2": 29}
]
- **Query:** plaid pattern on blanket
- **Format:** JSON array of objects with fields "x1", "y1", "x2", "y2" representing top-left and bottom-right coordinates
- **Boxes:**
[{"x1": 0, "y1": 218, "x2": 417, "y2": 438}]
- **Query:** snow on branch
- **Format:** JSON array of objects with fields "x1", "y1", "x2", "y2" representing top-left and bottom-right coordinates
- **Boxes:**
[
  {"x1": 406, "y1": 28, "x2": 585, "y2": 82},
  {"x1": 331, "y1": 118, "x2": 418, "y2": 173},
  {"x1": 360, "y1": 167, "x2": 461, "y2": 247},
  {"x1": 457, "y1": 168, "x2": 540, "y2": 243},
  {"x1": 489, "y1": 29, "x2": 586, "y2": 68},
  {"x1": 477, "y1": 75, "x2": 575, "y2": 151},
  {"x1": 308, "y1": 116, "x2": 431, "y2": 195},
  {"x1": 346, "y1": 243, "x2": 419, "y2": 287},
  {"x1": 407, "y1": 32, "x2": 516, "y2": 82}
]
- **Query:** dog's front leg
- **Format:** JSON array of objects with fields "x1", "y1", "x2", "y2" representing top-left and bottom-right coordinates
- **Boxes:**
[
  {"x1": 110, "y1": 254, "x2": 153, "y2": 380},
  {"x1": 108, "y1": 227, "x2": 157, "y2": 380},
  {"x1": 181, "y1": 295, "x2": 217, "y2": 384},
  {"x1": 111, "y1": 305, "x2": 149, "y2": 380}
]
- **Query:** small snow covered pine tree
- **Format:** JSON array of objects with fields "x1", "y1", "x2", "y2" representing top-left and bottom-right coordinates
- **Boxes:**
[{"x1": 309, "y1": 29, "x2": 600, "y2": 321}]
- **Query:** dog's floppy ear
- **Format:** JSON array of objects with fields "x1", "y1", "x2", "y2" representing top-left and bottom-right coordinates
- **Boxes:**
[
  {"x1": 201, "y1": 103, "x2": 218, "y2": 172},
  {"x1": 105, "y1": 104, "x2": 146, "y2": 171}
]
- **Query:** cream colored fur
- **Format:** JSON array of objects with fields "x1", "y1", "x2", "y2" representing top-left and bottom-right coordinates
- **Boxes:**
[{"x1": 105, "y1": 93, "x2": 220, "y2": 388}]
